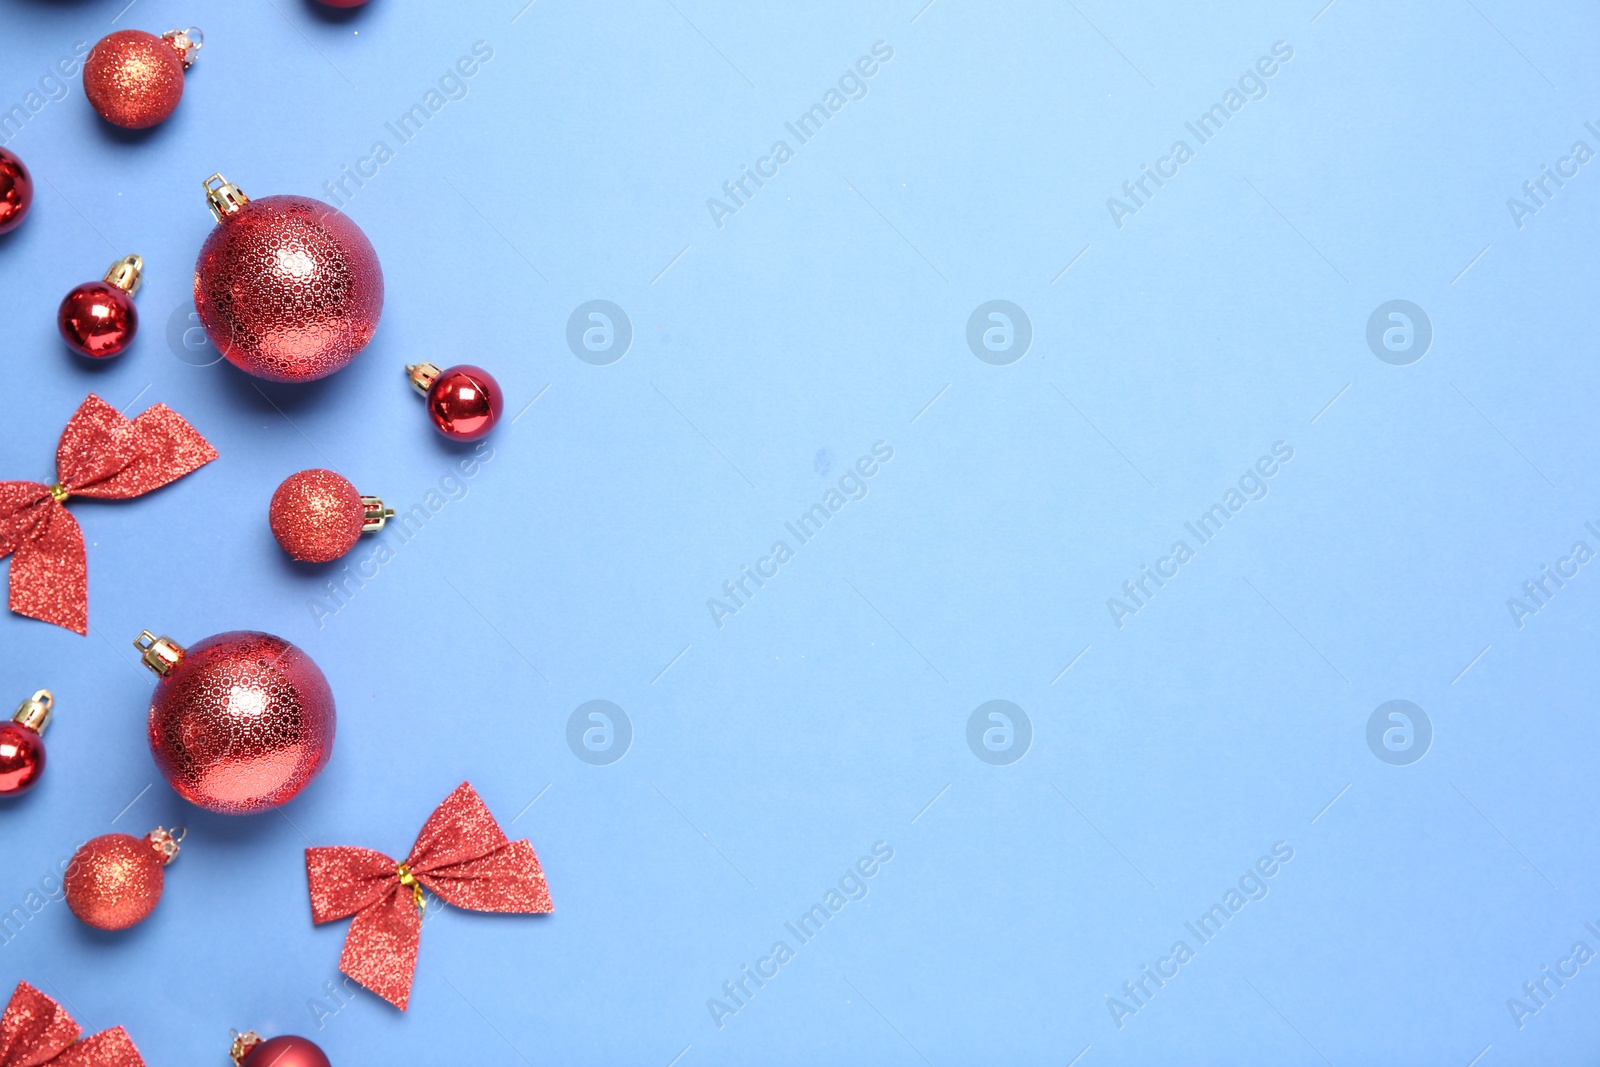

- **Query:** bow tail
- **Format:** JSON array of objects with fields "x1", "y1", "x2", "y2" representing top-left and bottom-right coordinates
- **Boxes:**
[
  {"x1": 47, "y1": 1027, "x2": 146, "y2": 1067},
  {"x1": 7, "y1": 504, "x2": 87, "y2": 635},
  {"x1": 339, "y1": 889, "x2": 423, "y2": 1011}
]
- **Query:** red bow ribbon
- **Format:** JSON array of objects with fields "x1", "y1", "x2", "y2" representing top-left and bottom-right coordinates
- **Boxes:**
[
  {"x1": 0, "y1": 981, "x2": 146, "y2": 1067},
  {"x1": 0, "y1": 394, "x2": 216, "y2": 635},
  {"x1": 306, "y1": 782, "x2": 554, "y2": 1010}
]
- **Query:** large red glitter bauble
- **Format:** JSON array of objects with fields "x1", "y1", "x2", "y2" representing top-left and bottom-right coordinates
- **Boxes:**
[
  {"x1": 194, "y1": 195, "x2": 384, "y2": 382},
  {"x1": 65, "y1": 833, "x2": 166, "y2": 930},
  {"x1": 83, "y1": 30, "x2": 186, "y2": 129},
  {"x1": 0, "y1": 722, "x2": 45, "y2": 796},
  {"x1": 0, "y1": 147, "x2": 31, "y2": 235},
  {"x1": 426, "y1": 364, "x2": 504, "y2": 441},
  {"x1": 241, "y1": 1036, "x2": 331, "y2": 1067},
  {"x1": 270, "y1": 469, "x2": 365, "y2": 562},
  {"x1": 58, "y1": 281, "x2": 138, "y2": 358},
  {"x1": 147, "y1": 632, "x2": 336, "y2": 814}
]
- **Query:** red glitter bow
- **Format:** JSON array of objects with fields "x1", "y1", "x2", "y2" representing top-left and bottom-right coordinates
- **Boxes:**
[
  {"x1": 306, "y1": 781, "x2": 554, "y2": 1010},
  {"x1": 0, "y1": 394, "x2": 216, "y2": 635},
  {"x1": 0, "y1": 981, "x2": 146, "y2": 1067}
]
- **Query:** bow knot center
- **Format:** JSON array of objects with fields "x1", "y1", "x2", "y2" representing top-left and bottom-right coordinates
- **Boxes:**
[
  {"x1": 47, "y1": 482, "x2": 69, "y2": 503},
  {"x1": 396, "y1": 862, "x2": 425, "y2": 913}
]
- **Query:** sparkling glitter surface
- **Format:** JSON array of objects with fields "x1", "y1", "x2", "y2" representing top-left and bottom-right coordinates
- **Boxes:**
[
  {"x1": 64, "y1": 833, "x2": 165, "y2": 931},
  {"x1": 83, "y1": 30, "x2": 185, "y2": 129},
  {"x1": 305, "y1": 782, "x2": 553, "y2": 1010},
  {"x1": 0, "y1": 981, "x2": 147, "y2": 1067},
  {"x1": 0, "y1": 395, "x2": 215, "y2": 634},
  {"x1": 193, "y1": 195, "x2": 384, "y2": 383},
  {"x1": 147, "y1": 631, "x2": 335, "y2": 814},
  {"x1": 268, "y1": 469, "x2": 364, "y2": 562}
]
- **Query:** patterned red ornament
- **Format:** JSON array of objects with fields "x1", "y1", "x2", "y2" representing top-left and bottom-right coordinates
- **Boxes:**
[
  {"x1": 0, "y1": 147, "x2": 31, "y2": 235},
  {"x1": 83, "y1": 29, "x2": 201, "y2": 129},
  {"x1": 0, "y1": 691, "x2": 53, "y2": 798},
  {"x1": 269, "y1": 469, "x2": 393, "y2": 563},
  {"x1": 0, "y1": 980, "x2": 147, "y2": 1066},
  {"x1": 64, "y1": 827, "x2": 182, "y2": 931},
  {"x1": 0, "y1": 395, "x2": 216, "y2": 634},
  {"x1": 136, "y1": 630, "x2": 336, "y2": 814},
  {"x1": 229, "y1": 1032, "x2": 329, "y2": 1067},
  {"x1": 58, "y1": 256, "x2": 143, "y2": 359},
  {"x1": 306, "y1": 782, "x2": 554, "y2": 1009},
  {"x1": 407, "y1": 362, "x2": 504, "y2": 441},
  {"x1": 194, "y1": 174, "x2": 384, "y2": 382}
]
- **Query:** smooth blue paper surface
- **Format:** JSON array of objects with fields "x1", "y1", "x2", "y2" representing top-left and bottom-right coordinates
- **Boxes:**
[{"x1": 1, "y1": 0, "x2": 1598, "y2": 1063}]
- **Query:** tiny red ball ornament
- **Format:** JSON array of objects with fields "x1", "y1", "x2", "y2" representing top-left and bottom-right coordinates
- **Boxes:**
[
  {"x1": 0, "y1": 146, "x2": 32, "y2": 235},
  {"x1": 65, "y1": 826, "x2": 182, "y2": 930},
  {"x1": 270, "y1": 469, "x2": 393, "y2": 562},
  {"x1": 194, "y1": 174, "x2": 384, "y2": 383},
  {"x1": 135, "y1": 630, "x2": 336, "y2": 814},
  {"x1": 408, "y1": 362, "x2": 504, "y2": 441},
  {"x1": 58, "y1": 255, "x2": 143, "y2": 359},
  {"x1": 0, "y1": 691, "x2": 53, "y2": 797},
  {"x1": 230, "y1": 1031, "x2": 331, "y2": 1067},
  {"x1": 83, "y1": 28, "x2": 201, "y2": 129}
]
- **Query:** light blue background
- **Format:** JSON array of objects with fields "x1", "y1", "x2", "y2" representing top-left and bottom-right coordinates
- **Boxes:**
[{"x1": 1, "y1": 0, "x2": 1598, "y2": 1063}]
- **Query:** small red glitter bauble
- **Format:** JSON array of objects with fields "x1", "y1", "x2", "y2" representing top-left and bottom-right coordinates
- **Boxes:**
[
  {"x1": 269, "y1": 469, "x2": 365, "y2": 562},
  {"x1": 59, "y1": 283, "x2": 136, "y2": 358},
  {"x1": 83, "y1": 29, "x2": 200, "y2": 129},
  {"x1": 0, "y1": 147, "x2": 32, "y2": 235},
  {"x1": 234, "y1": 1034, "x2": 331, "y2": 1067},
  {"x1": 409, "y1": 362, "x2": 504, "y2": 440},
  {"x1": 137, "y1": 630, "x2": 336, "y2": 814},
  {"x1": 194, "y1": 175, "x2": 384, "y2": 383},
  {"x1": 65, "y1": 828, "x2": 181, "y2": 930}
]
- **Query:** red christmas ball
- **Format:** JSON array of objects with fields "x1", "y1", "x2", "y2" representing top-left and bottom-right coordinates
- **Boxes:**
[
  {"x1": 65, "y1": 827, "x2": 182, "y2": 930},
  {"x1": 0, "y1": 690, "x2": 52, "y2": 798},
  {"x1": 0, "y1": 146, "x2": 32, "y2": 235},
  {"x1": 408, "y1": 362, "x2": 504, "y2": 441},
  {"x1": 58, "y1": 255, "x2": 144, "y2": 359},
  {"x1": 83, "y1": 29, "x2": 201, "y2": 129},
  {"x1": 270, "y1": 468, "x2": 391, "y2": 562},
  {"x1": 232, "y1": 1034, "x2": 331, "y2": 1067},
  {"x1": 136, "y1": 630, "x2": 336, "y2": 814},
  {"x1": 194, "y1": 174, "x2": 384, "y2": 383}
]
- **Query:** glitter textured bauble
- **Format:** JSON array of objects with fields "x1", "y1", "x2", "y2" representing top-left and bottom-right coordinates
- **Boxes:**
[
  {"x1": 194, "y1": 175, "x2": 384, "y2": 383},
  {"x1": 408, "y1": 362, "x2": 504, "y2": 441},
  {"x1": 137, "y1": 630, "x2": 336, "y2": 814},
  {"x1": 0, "y1": 691, "x2": 52, "y2": 797},
  {"x1": 83, "y1": 29, "x2": 200, "y2": 129},
  {"x1": 64, "y1": 828, "x2": 181, "y2": 930},
  {"x1": 0, "y1": 147, "x2": 31, "y2": 235},
  {"x1": 269, "y1": 468, "x2": 392, "y2": 563},
  {"x1": 232, "y1": 1033, "x2": 331, "y2": 1067}
]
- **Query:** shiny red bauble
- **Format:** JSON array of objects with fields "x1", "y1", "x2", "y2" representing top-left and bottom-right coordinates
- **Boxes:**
[
  {"x1": 0, "y1": 147, "x2": 31, "y2": 235},
  {"x1": 270, "y1": 468, "x2": 392, "y2": 562},
  {"x1": 65, "y1": 827, "x2": 182, "y2": 930},
  {"x1": 231, "y1": 1032, "x2": 331, "y2": 1067},
  {"x1": 194, "y1": 174, "x2": 384, "y2": 383},
  {"x1": 58, "y1": 255, "x2": 143, "y2": 358},
  {"x1": 83, "y1": 28, "x2": 201, "y2": 129},
  {"x1": 408, "y1": 362, "x2": 504, "y2": 441},
  {"x1": 0, "y1": 691, "x2": 52, "y2": 797},
  {"x1": 136, "y1": 630, "x2": 336, "y2": 814}
]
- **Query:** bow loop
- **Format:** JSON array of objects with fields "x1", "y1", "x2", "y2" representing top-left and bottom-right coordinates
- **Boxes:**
[
  {"x1": 306, "y1": 782, "x2": 553, "y2": 1011},
  {"x1": 0, "y1": 395, "x2": 215, "y2": 634},
  {"x1": 0, "y1": 983, "x2": 144, "y2": 1067}
]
